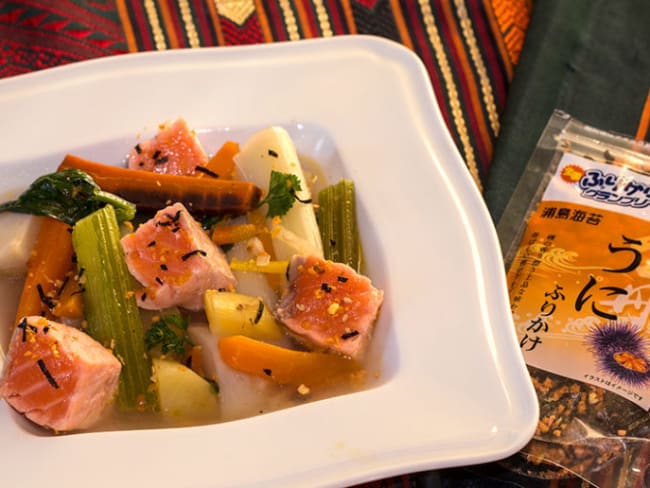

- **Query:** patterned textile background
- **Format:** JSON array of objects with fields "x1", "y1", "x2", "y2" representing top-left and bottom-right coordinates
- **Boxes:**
[
  {"x1": 0, "y1": 1, "x2": 535, "y2": 487},
  {"x1": 0, "y1": 0, "x2": 533, "y2": 191}
]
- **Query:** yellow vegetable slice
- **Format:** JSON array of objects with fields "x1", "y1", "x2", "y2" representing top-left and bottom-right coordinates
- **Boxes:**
[
  {"x1": 204, "y1": 290, "x2": 284, "y2": 341},
  {"x1": 229, "y1": 257, "x2": 288, "y2": 274},
  {"x1": 152, "y1": 358, "x2": 219, "y2": 420}
]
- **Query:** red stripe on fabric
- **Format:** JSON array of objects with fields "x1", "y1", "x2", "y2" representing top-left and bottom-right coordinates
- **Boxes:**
[
  {"x1": 483, "y1": 0, "x2": 513, "y2": 80},
  {"x1": 390, "y1": 0, "x2": 414, "y2": 50},
  {"x1": 220, "y1": 14, "x2": 265, "y2": 45},
  {"x1": 192, "y1": 0, "x2": 216, "y2": 45},
  {"x1": 402, "y1": 3, "x2": 452, "y2": 133},
  {"x1": 324, "y1": 0, "x2": 348, "y2": 34},
  {"x1": 466, "y1": 0, "x2": 507, "y2": 110},
  {"x1": 298, "y1": 0, "x2": 319, "y2": 37},
  {"x1": 340, "y1": 0, "x2": 357, "y2": 33},
  {"x1": 5, "y1": 0, "x2": 126, "y2": 51},
  {"x1": 172, "y1": 1, "x2": 191, "y2": 47},
  {"x1": 264, "y1": 0, "x2": 289, "y2": 41},
  {"x1": 6, "y1": 20, "x2": 109, "y2": 57},
  {"x1": 0, "y1": 9, "x2": 130, "y2": 78},
  {"x1": 21, "y1": 11, "x2": 49, "y2": 28},
  {"x1": 65, "y1": 27, "x2": 93, "y2": 39},
  {"x1": 116, "y1": 0, "x2": 138, "y2": 51},
  {"x1": 0, "y1": 5, "x2": 26, "y2": 24},
  {"x1": 0, "y1": 35, "x2": 79, "y2": 77},
  {"x1": 441, "y1": 0, "x2": 494, "y2": 168},
  {"x1": 129, "y1": 0, "x2": 154, "y2": 50},
  {"x1": 435, "y1": 2, "x2": 490, "y2": 170},
  {"x1": 355, "y1": 0, "x2": 380, "y2": 8},
  {"x1": 292, "y1": 0, "x2": 314, "y2": 37},
  {"x1": 253, "y1": 0, "x2": 274, "y2": 42},
  {"x1": 40, "y1": 19, "x2": 67, "y2": 31},
  {"x1": 205, "y1": 0, "x2": 226, "y2": 45},
  {"x1": 121, "y1": 1, "x2": 147, "y2": 50},
  {"x1": 159, "y1": 0, "x2": 184, "y2": 48}
]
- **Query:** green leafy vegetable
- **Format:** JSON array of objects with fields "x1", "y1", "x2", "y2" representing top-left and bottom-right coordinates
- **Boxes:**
[
  {"x1": 257, "y1": 170, "x2": 310, "y2": 218},
  {"x1": 145, "y1": 313, "x2": 193, "y2": 357},
  {"x1": 0, "y1": 168, "x2": 136, "y2": 225}
]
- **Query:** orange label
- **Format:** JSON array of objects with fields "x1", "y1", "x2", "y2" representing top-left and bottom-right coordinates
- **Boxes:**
[{"x1": 509, "y1": 153, "x2": 650, "y2": 408}]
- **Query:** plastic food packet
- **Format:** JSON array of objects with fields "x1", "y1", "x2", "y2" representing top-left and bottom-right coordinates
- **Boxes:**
[{"x1": 498, "y1": 110, "x2": 650, "y2": 487}]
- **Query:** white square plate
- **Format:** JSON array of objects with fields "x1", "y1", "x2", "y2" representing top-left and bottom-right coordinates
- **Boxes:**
[{"x1": 0, "y1": 36, "x2": 537, "y2": 487}]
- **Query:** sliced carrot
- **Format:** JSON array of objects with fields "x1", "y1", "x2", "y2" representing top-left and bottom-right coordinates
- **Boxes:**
[
  {"x1": 14, "y1": 218, "x2": 74, "y2": 326},
  {"x1": 218, "y1": 335, "x2": 363, "y2": 387},
  {"x1": 199, "y1": 141, "x2": 239, "y2": 180},
  {"x1": 211, "y1": 223, "x2": 260, "y2": 245},
  {"x1": 58, "y1": 154, "x2": 262, "y2": 215}
]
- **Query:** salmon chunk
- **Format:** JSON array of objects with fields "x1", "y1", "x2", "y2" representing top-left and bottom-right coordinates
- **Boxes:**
[
  {"x1": 126, "y1": 118, "x2": 209, "y2": 175},
  {"x1": 0, "y1": 316, "x2": 121, "y2": 432},
  {"x1": 121, "y1": 202, "x2": 236, "y2": 310},
  {"x1": 275, "y1": 256, "x2": 383, "y2": 360}
]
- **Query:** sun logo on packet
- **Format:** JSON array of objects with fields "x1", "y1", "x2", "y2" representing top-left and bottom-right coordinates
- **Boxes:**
[{"x1": 560, "y1": 164, "x2": 585, "y2": 183}]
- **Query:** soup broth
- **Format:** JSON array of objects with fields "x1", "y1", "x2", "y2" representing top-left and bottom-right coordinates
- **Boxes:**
[{"x1": 0, "y1": 123, "x2": 386, "y2": 434}]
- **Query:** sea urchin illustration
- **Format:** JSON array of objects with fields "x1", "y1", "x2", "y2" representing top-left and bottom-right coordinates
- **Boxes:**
[{"x1": 586, "y1": 321, "x2": 650, "y2": 386}]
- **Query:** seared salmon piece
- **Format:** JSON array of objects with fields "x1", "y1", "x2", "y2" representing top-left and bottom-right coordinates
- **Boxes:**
[
  {"x1": 127, "y1": 118, "x2": 209, "y2": 175},
  {"x1": 275, "y1": 256, "x2": 383, "y2": 360},
  {"x1": 0, "y1": 316, "x2": 121, "y2": 432},
  {"x1": 121, "y1": 202, "x2": 236, "y2": 311}
]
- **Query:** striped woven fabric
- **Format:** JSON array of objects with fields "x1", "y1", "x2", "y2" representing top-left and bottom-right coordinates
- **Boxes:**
[
  {"x1": 0, "y1": 0, "x2": 532, "y2": 190},
  {"x1": 0, "y1": 1, "x2": 534, "y2": 486}
]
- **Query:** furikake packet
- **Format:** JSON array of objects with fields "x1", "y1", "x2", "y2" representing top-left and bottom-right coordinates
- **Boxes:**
[{"x1": 498, "y1": 110, "x2": 650, "y2": 484}]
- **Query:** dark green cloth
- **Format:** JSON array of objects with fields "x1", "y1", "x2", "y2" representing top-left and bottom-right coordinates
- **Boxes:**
[{"x1": 485, "y1": 0, "x2": 650, "y2": 225}]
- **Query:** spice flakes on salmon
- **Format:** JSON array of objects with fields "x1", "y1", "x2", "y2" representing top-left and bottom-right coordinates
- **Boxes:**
[
  {"x1": 275, "y1": 255, "x2": 383, "y2": 360},
  {"x1": 121, "y1": 202, "x2": 236, "y2": 311},
  {"x1": 127, "y1": 118, "x2": 209, "y2": 175},
  {"x1": 0, "y1": 316, "x2": 121, "y2": 432}
]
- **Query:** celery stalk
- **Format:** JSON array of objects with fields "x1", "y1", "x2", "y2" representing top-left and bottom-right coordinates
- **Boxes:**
[
  {"x1": 318, "y1": 179, "x2": 362, "y2": 271},
  {"x1": 318, "y1": 187, "x2": 339, "y2": 263},
  {"x1": 72, "y1": 205, "x2": 155, "y2": 411}
]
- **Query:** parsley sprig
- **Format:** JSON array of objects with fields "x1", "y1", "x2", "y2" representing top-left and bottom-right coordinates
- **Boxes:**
[
  {"x1": 258, "y1": 170, "x2": 311, "y2": 218},
  {"x1": 144, "y1": 313, "x2": 192, "y2": 357}
]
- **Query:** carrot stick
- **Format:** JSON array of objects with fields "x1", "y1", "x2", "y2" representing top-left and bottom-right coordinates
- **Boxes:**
[
  {"x1": 14, "y1": 217, "x2": 74, "y2": 325},
  {"x1": 218, "y1": 335, "x2": 363, "y2": 387},
  {"x1": 58, "y1": 154, "x2": 262, "y2": 215},
  {"x1": 211, "y1": 223, "x2": 260, "y2": 245},
  {"x1": 199, "y1": 141, "x2": 239, "y2": 180}
]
